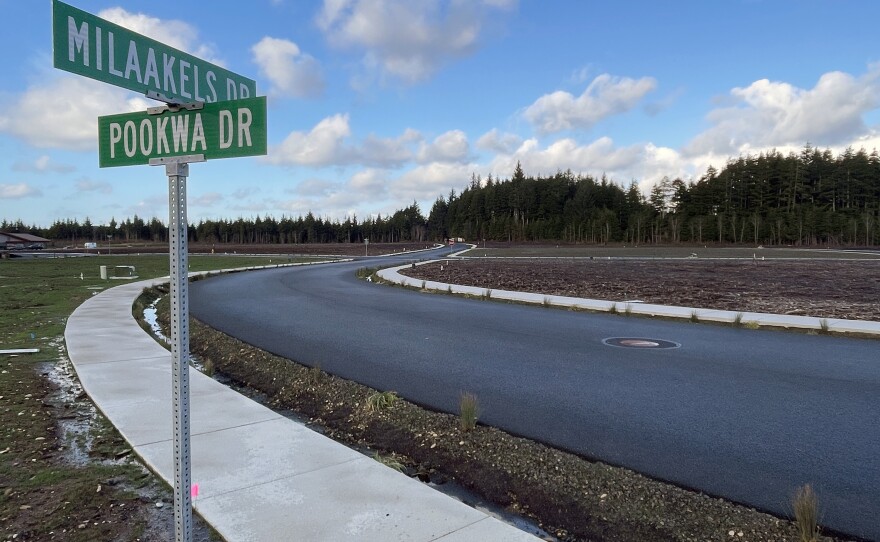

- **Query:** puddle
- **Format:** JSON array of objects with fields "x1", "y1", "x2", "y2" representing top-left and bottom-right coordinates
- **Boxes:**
[
  {"x1": 143, "y1": 299, "x2": 170, "y2": 345},
  {"x1": 41, "y1": 357, "x2": 99, "y2": 466}
]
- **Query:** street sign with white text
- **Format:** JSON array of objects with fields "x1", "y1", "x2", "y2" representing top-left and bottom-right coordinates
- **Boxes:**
[
  {"x1": 98, "y1": 96, "x2": 267, "y2": 167},
  {"x1": 55, "y1": 3, "x2": 268, "y2": 539},
  {"x1": 52, "y1": 0, "x2": 256, "y2": 104}
]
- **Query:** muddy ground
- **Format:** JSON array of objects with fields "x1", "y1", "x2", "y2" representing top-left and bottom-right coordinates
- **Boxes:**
[
  {"x1": 402, "y1": 258, "x2": 880, "y2": 321},
  {"x1": 0, "y1": 356, "x2": 217, "y2": 542}
]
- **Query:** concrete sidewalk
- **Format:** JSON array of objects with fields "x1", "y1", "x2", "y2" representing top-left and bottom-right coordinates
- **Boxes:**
[
  {"x1": 64, "y1": 277, "x2": 539, "y2": 542},
  {"x1": 379, "y1": 262, "x2": 880, "y2": 336}
]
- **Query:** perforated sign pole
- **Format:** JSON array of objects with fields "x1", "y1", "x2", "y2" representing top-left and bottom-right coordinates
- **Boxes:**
[
  {"x1": 52, "y1": 4, "x2": 263, "y2": 541},
  {"x1": 152, "y1": 154, "x2": 205, "y2": 542}
]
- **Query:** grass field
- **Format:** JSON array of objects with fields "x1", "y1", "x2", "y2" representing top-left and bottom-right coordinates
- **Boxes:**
[
  {"x1": 0, "y1": 254, "x2": 329, "y2": 541},
  {"x1": 0, "y1": 254, "x2": 326, "y2": 357}
]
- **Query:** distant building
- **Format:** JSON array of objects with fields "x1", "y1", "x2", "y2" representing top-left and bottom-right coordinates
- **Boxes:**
[{"x1": 0, "y1": 232, "x2": 51, "y2": 250}]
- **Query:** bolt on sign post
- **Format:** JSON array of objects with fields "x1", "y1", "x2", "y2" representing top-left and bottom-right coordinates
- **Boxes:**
[{"x1": 52, "y1": 2, "x2": 266, "y2": 541}]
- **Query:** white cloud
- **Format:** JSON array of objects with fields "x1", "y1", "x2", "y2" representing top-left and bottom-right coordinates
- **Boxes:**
[
  {"x1": 316, "y1": 0, "x2": 513, "y2": 84},
  {"x1": 476, "y1": 129, "x2": 522, "y2": 154},
  {"x1": 393, "y1": 161, "x2": 473, "y2": 201},
  {"x1": 232, "y1": 187, "x2": 260, "y2": 199},
  {"x1": 0, "y1": 183, "x2": 42, "y2": 199},
  {"x1": 349, "y1": 168, "x2": 390, "y2": 194},
  {"x1": 291, "y1": 178, "x2": 338, "y2": 197},
  {"x1": 123, "y1": 194, "x2": 166, "y2": 219},
  {"x1": 361, "y1": 129, "x2": 421, "y2": 167},
  {"x1": 477, "y1": 133, "x2": 692, "y2": 197},
  {"x1": 0, "y1": 78, "x2": 149, "y2": 151},
  {"x1": 523, "y1": 74, "x2": 657, "y2": 133},
  {"x1": 488, "y1": 136, "x2": 643, "y2": 177},
  {"x1": 269, "y1": 114, "x2": 423, "y2": 167},
  {"x1": 98, "y1": 7, "x2": 221, "y2": 64},
  {"x1": 191, "y1": 192, "x2": 224, "y2": 207},
  {"x1": 686, "y1": 67, "x2": 880, "y2": 157},
  {"x1": 271, "y1": 113, "x2": 354, "y2": 166},
  {"x1": 12, "y1": 155, "x2": 75, "y2": 174},
  {"x1": 75, "y1": 179, "x2": 112, "y2": 194},
  {"x1": 262, "y1": 168, "x2": 394, "y2": 219},
  {"x1": 252, "y1": 37, "x2": 325, "y2": 98},
  {"x1": 417, "y1": 130, "x2": 470, "y2": 163}
]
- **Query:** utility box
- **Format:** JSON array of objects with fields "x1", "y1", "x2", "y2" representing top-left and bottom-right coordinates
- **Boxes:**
[{"x1": 100, "y1": 265, "x2": 108, "y2": 280}]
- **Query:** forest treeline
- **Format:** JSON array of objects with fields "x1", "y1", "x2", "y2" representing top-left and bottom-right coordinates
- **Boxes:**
[
  {"x1": 4, "y1": 145, "x2": 878, "y2": 246},
  {"x1": 435, "y1": 145, "x2": 879, "y2": 246}
]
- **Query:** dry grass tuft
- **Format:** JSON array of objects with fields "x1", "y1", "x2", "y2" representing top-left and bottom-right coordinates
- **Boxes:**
[
  {"x1": 459, "y1": 392, "x2": 479, "y2": 431},
  {"x1": 793, "y1": 484, "x2": 820, "y2": 542}
]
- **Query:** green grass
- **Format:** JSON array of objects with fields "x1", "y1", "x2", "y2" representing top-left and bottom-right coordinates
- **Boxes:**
[
  {"x1": 356, "y1": 266, "x2": 377, "y2": 279},
  {"x1": 0, "y1": 253, "x2": 324, "y2": 540},
  {"x1": 0, "y1": 254, "x2": 323, "y2": 358},
  {"x1": 365, "y1": 391, "x2": 398, "y2": 412}
]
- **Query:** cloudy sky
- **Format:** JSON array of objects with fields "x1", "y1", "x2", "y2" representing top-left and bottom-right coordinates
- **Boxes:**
[{"x1": 2, "y1": 0, "x2": 880, "y2": 227}]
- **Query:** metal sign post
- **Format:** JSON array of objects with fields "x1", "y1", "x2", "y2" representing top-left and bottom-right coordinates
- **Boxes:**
[
  {"x1": 151, "y1": 154, "x2": 205, "y2": 542},
  {"x1": 52, "y1": 3, "x2": 266, "y2": 541}
]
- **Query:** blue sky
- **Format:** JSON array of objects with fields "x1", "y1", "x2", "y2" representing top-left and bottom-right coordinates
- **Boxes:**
[{"x1": 2, "y1": 0, "x2": 880, "y2": 228}]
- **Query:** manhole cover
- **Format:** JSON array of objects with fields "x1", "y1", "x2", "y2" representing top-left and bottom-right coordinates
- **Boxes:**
[{"x1": 603, "y1": 337, "x2": 680, "y2": 349}]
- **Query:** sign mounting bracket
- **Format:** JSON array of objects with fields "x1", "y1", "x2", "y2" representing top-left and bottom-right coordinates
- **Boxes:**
[{"x1": 146, "y1": 92, "x2": 205, "y2": 115}]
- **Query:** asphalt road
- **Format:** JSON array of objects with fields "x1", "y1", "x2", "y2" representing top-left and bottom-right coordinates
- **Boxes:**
[{"x1": 190, "y1": 246, "x2": 880, "y2": 541}]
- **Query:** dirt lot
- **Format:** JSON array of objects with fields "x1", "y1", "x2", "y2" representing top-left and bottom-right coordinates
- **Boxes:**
[{"x1": 402, "y1": 257, "x2": 880, "y2": 321}]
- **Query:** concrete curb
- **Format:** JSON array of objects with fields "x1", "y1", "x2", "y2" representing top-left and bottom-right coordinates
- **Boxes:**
[
  {"x1": 65, "y1": 262, "x2": 539, "y2": 542},
  {"x1": 378, "y1": 260, "x2": 880, "y2": 336}
]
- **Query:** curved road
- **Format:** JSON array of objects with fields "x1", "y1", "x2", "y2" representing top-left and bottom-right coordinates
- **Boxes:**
[{"x1": 191, "y1": 247, "x2": 880, "y2": 540}]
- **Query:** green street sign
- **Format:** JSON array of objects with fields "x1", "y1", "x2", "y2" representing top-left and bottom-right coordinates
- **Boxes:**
[
  {"x1": 53, "y1": 0, "x2": 256, "y2": 104},
  {"x1": 98, "y1": 96, "x2": 267, "y2": 167}
]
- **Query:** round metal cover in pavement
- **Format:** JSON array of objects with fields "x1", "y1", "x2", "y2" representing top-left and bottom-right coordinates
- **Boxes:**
[{"x1": 603, "y1": 337, "x2": 680, "y2": 349}]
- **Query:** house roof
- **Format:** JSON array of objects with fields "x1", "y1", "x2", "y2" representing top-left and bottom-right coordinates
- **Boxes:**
[{"x1": 1, "y1": 232, "x2": 50, "y2": 243}]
